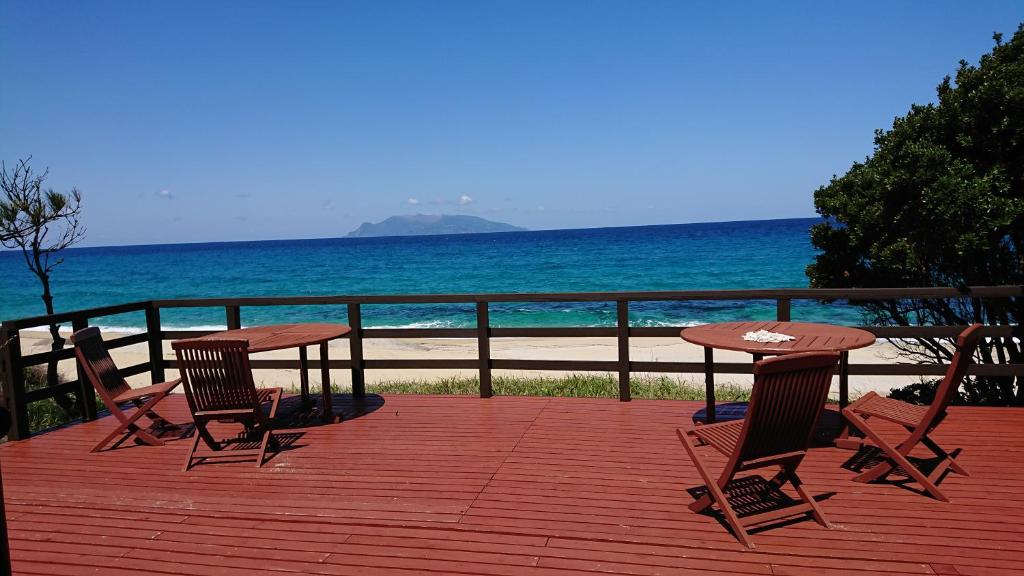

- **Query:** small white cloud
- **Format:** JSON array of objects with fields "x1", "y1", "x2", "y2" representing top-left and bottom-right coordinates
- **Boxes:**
[
  {"x1": 406, "y1": 197, "x2": 419, "y2": 205},
  {"x1": 458, "y1": 195, "x2": 473, "y2": 205},
  {"x1": 157, "y1": 189, "x2": 173, "y2": 199}
]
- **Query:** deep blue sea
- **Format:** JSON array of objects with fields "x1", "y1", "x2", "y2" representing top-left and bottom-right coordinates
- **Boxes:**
[{"x1": 0, "y1": 217, "x2": 863, "y2": 331}]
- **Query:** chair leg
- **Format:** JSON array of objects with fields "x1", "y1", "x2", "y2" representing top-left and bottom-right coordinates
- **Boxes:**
[
  {"x1": 138, "y1": 403, "x2": 182, "y2": 430},
  {"x1": 677, "y1": 431, "x2": 714, "y2": 512},
  {"x1": 184, "y1": 390, "x2": 285, "y2": 470},
  {"x1": 920, "y1": 435, "x2": 969, "y2": 477},
  {"x1": 129, "y1": 392, "x2": 176, "y2": 442},
  {"x1": 844, "y1": 410, "x2": 896, "y2": 483},
  {"x1": 846, "y1": 411, "x2": 950, "y2": 502},
  {"x1": 676, "y1": 429, "x2": 754, "y2": 549},
  {"x1": 128, "y1": 426, "x2": 165, "y2": 446},
  {"x1": 92, "y1": 399, "x2": 168, "y2": 452},
  {"x1": 194, "y1": 420, "x2": 222, "y2": 451},
  {"x1": 788, "y1": 470, "x2": 832, "y2": 529},
  {"x1": 255, "y1": 429, "x2": 273, "y2": 468},
  {"x1": 767, "y1": 469, "x2": 789, "y2": 488},
  {"x1": 182, "y1": 430, "x2": 202, "y2": 471},
  {"x1": 265, "y1": 388, "x2": 282, "y2": 419},
  {"x1": 252, "y1": 389, "x2": 282, "y2": 467},
  {"x1": 91, "y1": 428, "x2": 122, "y2": 453},
  {"x1": 92, "y1": 421, "x2": 161, "y2": 452}
]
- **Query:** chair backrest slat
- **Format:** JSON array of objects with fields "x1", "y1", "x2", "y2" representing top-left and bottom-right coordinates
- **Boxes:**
[
  {"x1": 737, "y1": 352, "x2": 840, "y2": 463},
  {"x1": 172, "y1": 339, "x2": 258, "y2": 413},
  {"x1": 71, "y1": 327, "x2": 132, "y2": 401},
  {"x1": 924, "y1": 323, "x2": 984, "y2": 424}
]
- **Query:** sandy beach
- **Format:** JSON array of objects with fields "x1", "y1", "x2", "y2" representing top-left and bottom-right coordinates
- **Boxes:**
[{"x1": 21, "y1": 329, "x2": 922, "y2": 399}]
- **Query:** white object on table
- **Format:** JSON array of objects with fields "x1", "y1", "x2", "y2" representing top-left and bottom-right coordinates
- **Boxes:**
[{"x1": 742, "y1": 330, "x2": 796, "y2": 343}]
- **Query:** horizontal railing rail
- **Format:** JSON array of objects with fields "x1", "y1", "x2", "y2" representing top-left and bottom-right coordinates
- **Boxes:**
[
  {"x1": 0, "y1": 300, "x2": 155, "y2": 440},
  {"x1": 2, "y1": 286, "x2": 1021, "y2": 440}
]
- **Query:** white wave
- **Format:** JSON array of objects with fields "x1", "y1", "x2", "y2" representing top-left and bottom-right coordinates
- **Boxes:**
[
  {"x1": 632, "y1": 319, "x2": 707, "y2": 328},
  {"x1": 21, "y1": 318, "x2": 710, "y2": 334},
  {"x1": 368, "y1": 320, "x2": 460, "y2": 329},
  {"x1": 162, "y1": 324, "x2": 230, "y2": 332},
  {"x1": 22, "y1": 324, "x2": 147, "y2": 335}
]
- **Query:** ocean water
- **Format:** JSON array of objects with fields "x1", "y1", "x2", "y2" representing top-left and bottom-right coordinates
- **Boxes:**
[{"x1": 0, "y1": 217, "x2": 863, "y2": 331}]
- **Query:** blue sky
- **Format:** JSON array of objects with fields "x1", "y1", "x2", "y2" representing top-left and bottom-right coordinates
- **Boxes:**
[{"x1": 1, "y1": 1, "x2": 1020, "y2": 246}]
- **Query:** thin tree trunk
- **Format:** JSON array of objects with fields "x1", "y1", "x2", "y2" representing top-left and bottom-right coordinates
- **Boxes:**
[{"x1": 38, "y1": 272, "x2": 77, "y2": 418}]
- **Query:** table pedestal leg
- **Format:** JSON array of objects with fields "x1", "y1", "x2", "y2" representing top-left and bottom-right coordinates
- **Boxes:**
[
  {"x1": 320, "y1": 342, "x2": 333, "y2": 422},
  {"x1": 839, "y1": 350, "x2": 849, "y2": 415},
  {"x1": 704, "y1": 347, "x2": 715, "y2": 424},
  {"x1": 834, "y1": 350, "x2": 864, "y2": 449},
  {"x1": 299, "y1": 347, "x2": 310, "y2": 407}
]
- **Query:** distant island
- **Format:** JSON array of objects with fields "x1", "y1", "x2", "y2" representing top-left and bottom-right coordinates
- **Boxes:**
[{"x1": 347, "y1": 214, "x2": 527, "y2": 238}]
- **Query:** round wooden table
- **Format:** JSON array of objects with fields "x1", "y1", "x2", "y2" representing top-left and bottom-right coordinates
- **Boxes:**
[
  {"x1": 200, "y1": 323, "x2": 352, "y2": 420},
  {"x1": 681, "y1": 321, "x2": 875, "y2": 426}
]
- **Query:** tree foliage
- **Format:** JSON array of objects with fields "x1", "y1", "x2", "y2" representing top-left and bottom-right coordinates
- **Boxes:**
[
  {"x1": 1, "y1": 157, "x2": 86, "y2": 417},
  {"x1": 807, "y1": 25, "x2": 1024, "y2": 406}
]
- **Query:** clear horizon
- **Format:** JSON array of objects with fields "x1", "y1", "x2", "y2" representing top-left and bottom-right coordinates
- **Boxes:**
[
  {"x1": 1, "y1": 1, "x2": 1020, "y2": 246},
  {"x1": 1, "y1": 214, "x2": 818, "y2": 251}
]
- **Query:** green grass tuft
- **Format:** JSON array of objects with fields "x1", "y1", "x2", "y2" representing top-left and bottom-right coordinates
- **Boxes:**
[
  {"x1": 21, "y1": 365, "x2": 94, "y2": 434},
  {"x1": 364, "y1": 373, "x2": 752, "y2": 401}
]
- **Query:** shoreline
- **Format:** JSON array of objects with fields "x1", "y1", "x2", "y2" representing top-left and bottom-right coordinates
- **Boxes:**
[{"x1": 20, "y1": 329, "x2": 924, "y2": 398}]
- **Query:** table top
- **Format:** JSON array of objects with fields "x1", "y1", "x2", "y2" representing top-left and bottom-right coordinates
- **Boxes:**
[
  {"x1": 198, "y1": 323, "x2": 351, "y2": 353},
  {"x1": 681, "y1": 321, "x2": 875, "y2": 355}
]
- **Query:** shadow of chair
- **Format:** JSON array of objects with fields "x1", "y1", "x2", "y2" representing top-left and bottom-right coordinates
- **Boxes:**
[
  {"x1": 686, "y1": 477, "x2": 838, "y2": 535},
  {"x1": 691, "y1": 402, "x2": 749, "y2": 425},
  {"x1": 270, "y1": 393, "x2": 386, "y2": 429}
]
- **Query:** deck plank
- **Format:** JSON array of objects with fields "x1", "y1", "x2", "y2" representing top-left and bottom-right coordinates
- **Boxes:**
[{"x1": 2, "y1": 394, "x2": 1024, "y2": 575}]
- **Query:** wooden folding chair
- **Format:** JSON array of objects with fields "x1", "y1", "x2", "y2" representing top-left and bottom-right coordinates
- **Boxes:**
[
  {"x1": 172, "y1": 338, "x2": 282, "y2": 471},
  {"x1": 677, "y1": 351, "x2": 841, "y2": 548},
  {"x1": 843, "y1": 324, "x2": 983, "y2": 502},
  {"x1": 72, "y1": 327, "x2": 182, "y2": 452}
]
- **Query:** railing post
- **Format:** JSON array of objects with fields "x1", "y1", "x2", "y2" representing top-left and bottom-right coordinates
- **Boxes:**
[
  {"x1": 617, "y1": 300, "x2": 631, "y2": 402},
  {"x1": 0, "y1": 324, "x2": 29, "y2": 440},
  {"x1": 145, "y1": 304, "x2": 166, "y2": 384},
  {"x1": 225, "y1": 305, "x2": 241, "y2": 330},
  {"x1": 776, "y1": 298, "x2": 791, "y2": 322},
  {"x1": 0, "y1": 402, "x2": 11, "y2": 575},
  {"x1": 71, "y1": 317, "x2": 98, "y2": 421},
  {"x1": 347, "y1": 303, "x2": 365, "y2": 398},
  {"x1": 477, "y1": 302, "x2": 492, "y2": 398}
]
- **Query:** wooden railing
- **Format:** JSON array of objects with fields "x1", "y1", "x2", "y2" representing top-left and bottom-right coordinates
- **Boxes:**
[{"x1": 1, "y1": 286, "x2": 1021, "y2": 440}]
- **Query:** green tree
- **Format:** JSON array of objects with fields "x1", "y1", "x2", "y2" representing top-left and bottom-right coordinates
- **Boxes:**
[
  {"x1": 0, "y1": 157, "x2": 85, "y2": 417},
  {"x1": 807, "y1": 26, "x2": 1024, "y2": 406}
]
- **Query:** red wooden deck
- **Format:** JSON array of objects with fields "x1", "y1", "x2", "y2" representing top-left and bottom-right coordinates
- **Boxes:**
[{"x1": 2, "y1": 394, "x2": 1022, "y2": 576}]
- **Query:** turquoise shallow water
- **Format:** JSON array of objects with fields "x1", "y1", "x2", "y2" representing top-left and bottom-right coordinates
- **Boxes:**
[{"x1": 0, "y1": 217, "x2": 862, "y2": 330}]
